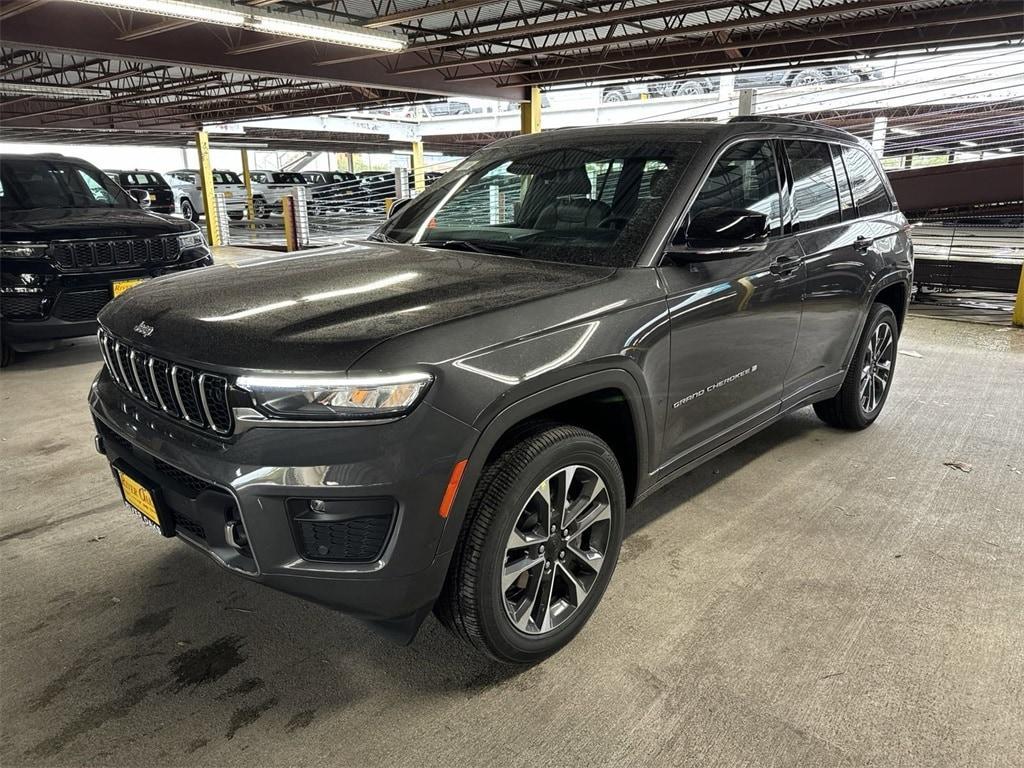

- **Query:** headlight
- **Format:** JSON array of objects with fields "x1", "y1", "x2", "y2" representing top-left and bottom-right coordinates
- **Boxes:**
[
  {"x1": 0, "y1": 243, "x2": 48, "y2": 259},
  {"x1": 236, "y1": 372, "x2": 433, "y2": 420},
  {"x1": 177, "y1": 230, "x2": 206, "y2": 250}
]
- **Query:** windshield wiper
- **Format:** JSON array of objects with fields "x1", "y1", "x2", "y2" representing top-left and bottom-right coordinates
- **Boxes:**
[{"x1": 435, "y1": 239, "x2": 523, "y2": 256}]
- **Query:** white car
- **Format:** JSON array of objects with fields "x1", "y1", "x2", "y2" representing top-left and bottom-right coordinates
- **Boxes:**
[
  {"x1": 249, "y1": 170, "x2": 308, "y2": 211},
  {"x1": 161, "y1": 173, "x2": 202, "y2": 223},
  {"x1": 167, "y1": 169, "x2": 270, "y2": 219}
]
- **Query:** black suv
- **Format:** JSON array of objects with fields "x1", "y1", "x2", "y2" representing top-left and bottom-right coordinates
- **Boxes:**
[
  {"x1": 1, "y1": 154, "x2": 212, "y2": 367},
  {"x1": 104, "y1": 169, "x2": 175, "y2": 214},
  {"x1": 89, "y1": 118, "x2": 911, "y2": 663}
]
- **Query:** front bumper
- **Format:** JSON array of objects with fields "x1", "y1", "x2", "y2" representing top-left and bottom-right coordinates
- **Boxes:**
[
  {"x1": 89, "y1": 370, "x2": 477, "y2": 635},
  {"x1": 2, "y1": 248, "x2": 212, "y2": 349}
]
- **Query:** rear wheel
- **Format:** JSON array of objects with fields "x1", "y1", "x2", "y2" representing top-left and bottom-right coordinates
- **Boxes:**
[
  {"x1": 602, "y1": 89, "x2": 626, "y2": 103},
  {"x1": 437, "y1": 424, "x2": 626, "y2": 664},
  {"x1": 814, "y1": 303, "x2": 899, "y2": 429},
  {"x1": 792, "y1": 69, "x2": 825, "y2": 87},
  {"x1": 180, "y1": 198, "x2": 198, "y2": 222}
]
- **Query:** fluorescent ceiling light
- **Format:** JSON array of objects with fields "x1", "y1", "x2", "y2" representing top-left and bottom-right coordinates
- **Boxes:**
[
  {"x1": 68, "y1": 0, "x2": 406, "y2": 52},
  {"x1": 890, "y1": 127, "x2": 920, "y2": 136},
  {"x1": 248, "y1": 15, "x2": 405, "y2": 52},
  {"x1": 71, "y1": 0, "x2": 245, "y2": 25},
  {"x1": 0, "y1": 81, "x2": 112, "y2": 100},
  {"x1": 997, "y1": 147, "x2": 1012, "y2": 152},
  {"x1": 959, "y1": 140, "x2": 979, "y2": 147}
]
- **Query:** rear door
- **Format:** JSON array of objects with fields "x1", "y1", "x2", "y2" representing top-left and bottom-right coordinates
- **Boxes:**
[
  {"x1": 783, "y1": 141, "x2": 901, "y2": 401},
  {"x1": 658, "y1": 138, "x2": 804, "y2": 468}
]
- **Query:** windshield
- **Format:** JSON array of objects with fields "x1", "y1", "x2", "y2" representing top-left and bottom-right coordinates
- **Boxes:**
[
  {"x1": 0, "y1": 158, "x2": 132, "y2": 210},
  {"x1": 377, "y1": 138, "x2": 698, "y2": 267}
]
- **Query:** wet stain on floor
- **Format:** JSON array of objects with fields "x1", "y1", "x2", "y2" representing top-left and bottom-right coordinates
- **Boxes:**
[
  {"x1": 619, "y1": 532, "x2": 654, "y2": 564},
  {"x1": 284, "y1": 709, "x2": 317, "y2": 733},
  {"x1": 169, "y1": 635, "x2": 246, "y2": 690},
  {"x1": 225, "y1": 697, "x2": 279, "y2": 740}
]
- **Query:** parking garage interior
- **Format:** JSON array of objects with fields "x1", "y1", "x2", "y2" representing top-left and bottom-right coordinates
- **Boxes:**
[{"x1": 1, "y1": 2, "x2": 1022, "y2": 767}]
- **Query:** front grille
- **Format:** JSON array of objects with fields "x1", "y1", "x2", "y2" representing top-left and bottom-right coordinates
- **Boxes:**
[
  {"x1": 98, "y1": 328, "x2": 234, "y2": 436},
  {"x1": 51, "y1": 235, "x2": 180, "y2": 271},
  {"x1": 154, "y1": 458, "x2": 215, "y2": 494},
  {"x1": 1, "y1": 295, "x2": 44, "y2": 318},
  {"x1": 51, "y1": 289, "x2": 111, "y2": 321},
  {"x1": 174, "y1": 511, "x2": 207, "y2": 541}
]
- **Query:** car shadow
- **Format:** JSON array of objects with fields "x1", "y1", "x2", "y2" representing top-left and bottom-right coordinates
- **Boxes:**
[{"x1": 4, "y1": 336, "x2": 102, "y2": 372}]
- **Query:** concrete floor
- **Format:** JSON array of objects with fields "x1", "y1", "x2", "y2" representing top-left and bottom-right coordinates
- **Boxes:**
[{"x1": 1, "y1": 316, "x2": 1022, "y2": 768}]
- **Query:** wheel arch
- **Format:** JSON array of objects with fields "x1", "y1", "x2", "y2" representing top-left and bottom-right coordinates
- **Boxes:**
[{"x1": 436, "y1": 369, "x2": 652, "y2": 556}]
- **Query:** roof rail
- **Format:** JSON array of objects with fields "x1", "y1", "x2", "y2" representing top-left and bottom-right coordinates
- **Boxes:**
[{"x1": 728, "y1": 115, "x2": 825, "y2": 128}]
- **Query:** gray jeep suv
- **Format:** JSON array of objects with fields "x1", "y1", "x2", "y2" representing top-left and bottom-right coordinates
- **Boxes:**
[{"x1": 90, "y1": 117, "x2": 912, "y2": 664}]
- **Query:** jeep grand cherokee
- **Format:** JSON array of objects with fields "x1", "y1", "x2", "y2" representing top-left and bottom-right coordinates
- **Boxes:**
[
  {"x1": 90, "y1": 118, "x2": 911, "y2": 664},
  {"x1": 1, "y1": 153, "x2": 212, "y2": 367}
]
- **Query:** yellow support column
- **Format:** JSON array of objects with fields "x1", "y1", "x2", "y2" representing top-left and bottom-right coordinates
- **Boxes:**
[
  {"x1": 196, "y1": 131, "x2": 220, "y2": 247},
  {"x1": 1013, "y1": 263, "x2": 1024, "y2": 328},
  {"x1": 520, "y1": 86, "x2": 541, "y2": 134},
  {"x1": 411, "y1": 140, "x2": 425, "y2": 194},
  {"x1": 240, "y1": 149, "x2": 255, "y2": 228}
]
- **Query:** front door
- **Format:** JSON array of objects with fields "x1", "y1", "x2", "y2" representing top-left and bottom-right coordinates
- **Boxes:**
[{"x1": 658, "y1": 139, "x2": 804, "y2": 471}]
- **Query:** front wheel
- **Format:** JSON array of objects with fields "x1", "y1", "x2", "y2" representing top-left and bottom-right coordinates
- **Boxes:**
[
  {"x1": 814, "y1": 303, "x2": 899, "y2": 429},
  {"x1": 436, "y1": 424, "x2": 626, "y2": 664},
  {"x1": 180, "y1": 198, "x2": 198, "y2": 223}
]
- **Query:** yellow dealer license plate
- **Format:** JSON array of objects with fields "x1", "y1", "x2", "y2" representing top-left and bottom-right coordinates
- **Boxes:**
[
  {"x1": 112, "y1": 278, "x2": 145, "y2": 298},
  {"x1": 223, "y1": 191, "x2": 233, "y2": 198},
  {"x1": 118, "y1": 470, "x2": 160, "y2": 526}
]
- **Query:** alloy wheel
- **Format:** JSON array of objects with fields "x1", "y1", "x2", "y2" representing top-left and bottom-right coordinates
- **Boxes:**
[
  {"x1": 860, "y1": 321, "x2": 894, "y2": 413},
  {"x1": 501, "y1": 465, "x2": 612, "y2": 635}
]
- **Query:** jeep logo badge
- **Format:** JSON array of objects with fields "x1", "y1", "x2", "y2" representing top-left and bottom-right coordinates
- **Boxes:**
[{"x1": 133, "y1": 321, "x2": 155, "y2": 337}]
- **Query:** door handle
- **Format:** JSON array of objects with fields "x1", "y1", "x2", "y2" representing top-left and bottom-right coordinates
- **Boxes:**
[
  {"x1": 769, "y1": 254, "x2": 802, "y2": 275},
  {"x1": 853, "y1": 235, "x2": 872, "y2": 252}
]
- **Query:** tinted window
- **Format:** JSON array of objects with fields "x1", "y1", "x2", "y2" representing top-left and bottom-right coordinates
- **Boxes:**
[
  {"x1": 689, "y1": 140, "x2": 782, "y2": 235},
  {"x1": 841, "y1": 146, "x2": 890, "y2": 216},
  {"x1": 122, "y1": 172, "x2": 164, "y2": 187},
  {"x1": 785, "y1": 140, "x2": 841, "y2": 229},
  {"x1": 271, "y1": 172, "x2": 306, "y2": 184},
  {"x1": 0, "y1": 158, "x2": 130, "y2": 209},
  {"x1": 213, "y1": 171, "x2": 241, "y2": 185},
  {"x1": 830, "y1": 145, "x2": 857, "y2": 220}
]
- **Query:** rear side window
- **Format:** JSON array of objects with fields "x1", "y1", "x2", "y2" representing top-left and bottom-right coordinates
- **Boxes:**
[
  {"x1": 785, "y1": 140, "x2": 841, "y2": 229},
  {"x1": 830, "y1": 145, "x2": 857, "y2": 220},
  {"x1": 841, "y1": 146, "x2": 890, "y2": 216},
  {"x1": 689, "y1": 140, "x2": 782, "y2": 235}
]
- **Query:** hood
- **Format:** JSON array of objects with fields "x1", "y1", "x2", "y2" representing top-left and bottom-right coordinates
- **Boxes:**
[
  {"x1": 0, "y1": 207, "x2": 191, "y2": 241},
  {"x1": 98, "y1": 241, "x2": 614, "y2": 372}
]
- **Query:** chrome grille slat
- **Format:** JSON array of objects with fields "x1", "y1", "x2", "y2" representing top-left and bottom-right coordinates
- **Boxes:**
[{"x1": 96, "y1": 330, "x2": 232, "y2": 436}]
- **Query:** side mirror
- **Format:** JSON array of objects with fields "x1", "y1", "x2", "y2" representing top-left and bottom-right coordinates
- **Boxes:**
[
  {"x1": 128, "y1": 188, "x2": 151, "y2": 209},
  {"x1": 667, "y1": 207, "x2": 769, "y2": 260},
  {"x1": 387, "y1": 197, "x2": 412, "y2": 219}
]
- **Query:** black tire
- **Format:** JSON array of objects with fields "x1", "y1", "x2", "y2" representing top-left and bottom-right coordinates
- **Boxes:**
[
  {"x1": 254, "y1": 197, "x2": 269, "y2": 219},
  {"x1": 180, "y1": 198, "x2": 198, "y2": 223},
  {"x1": 602, "y1": 90, "x2": 626, "y2": 103},
  {"x1": 814, "y1": 303, "x2": 899, "y2": 430},
  {"x1": 792, "y1": 69, "x2": 825, "y2": 87},
  {"x1": 436, "y1": 423, "x2": 626, "y2": 664},
  {"x1": 1, "y1": 342, "x2": 12, "y2": 368}
]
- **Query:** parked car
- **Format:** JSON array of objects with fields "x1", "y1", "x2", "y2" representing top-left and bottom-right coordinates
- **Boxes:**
[
  {"x1": 90, "y1": 118, "x2": 910, "y2": 663},
  {"x1": 734, "y1": 62, "x2": 878, "y2": 89},
  {"x1": 405, "y1": 100, "x2": 472, "y2": 118},
  {"x1": 0, "y1": 153, "x2": 211, "y2": 367},
  {"x1": 646, "y1": 77, "x2": 717, "y2": 97},
  {"x1": 302, "y1": 170, "x2": 369, "y2": 213},
  {"x1": 104, "y1": 169, "x2": 175, "y2": 214},
  {"x1": 161, "y1": 173, "x2": 202, "y2": 223},
  {"x1": 601, "y1": 83, "x2": 646, "y2": 103},
  {"x1": 249, "y1": 170, "x2": 308, "y2": 212},
  {"x1": 167, "y1": 169, "x2": 269, "y2": 219}
]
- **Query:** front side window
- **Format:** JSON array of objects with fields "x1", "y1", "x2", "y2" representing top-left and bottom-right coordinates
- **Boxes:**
[
  {"x1": 841, "y1": 146, "x2": 890, "y2": 216},
  {"x1": 688, "y1": 140, "x2": 782, "y2": 234},
  {"x1": 379, "y1": 138, "x2": 699, "y2": 267},
  {"x1": 785, "y1": 140, "x2": 841, "y2": 229}
]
